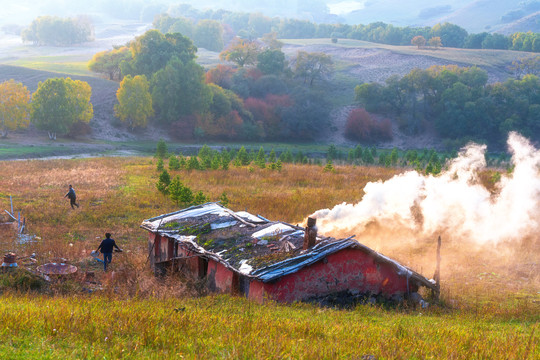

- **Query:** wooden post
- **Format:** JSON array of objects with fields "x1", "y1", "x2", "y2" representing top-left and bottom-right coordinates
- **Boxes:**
[
  {"x1": 10, "y1": 196, "x2": 13, "y2": 216},
  {"x1": 303, "y1": 217, "x2": 317, "y2": 250},
  {"x1": 433, "y1": 235, "x2": 441, "y2": 299}
]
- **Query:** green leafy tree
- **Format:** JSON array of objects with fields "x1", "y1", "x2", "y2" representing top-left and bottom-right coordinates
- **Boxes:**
[
  {"x1": 255, "y1": 146, "x2": 266, "y2": 168},
  {"x1": 121, "y1": 30, "x2": 197, "y2": 78},
  {"x1": 31, "y1": 77, "x2": 93, "y2": 139},
  {"x1": 221, "y1": 150, "x2": 231, "y2": 170},
  {"x1": 156, "y1": 158, "x2": 164, "y2": 171},
  {"x1": 219, "y1": 192, "x2": 229, "y2": 207},
  {"x1": 193, "y1": 190, "x2": 209, "y2": 205},
  {"x1": 187, "y1": 156, "x2": 200, "y2": 170},
  {"x1": 323, "y1": 160, "x2": 335, "y2": 173},
  {"x1": 327, "y1": 145, "x2": 338, "y2": 161},
  {"x1": 169, "y1": 18, "x2": 194, "y2": 38},
  {"x1": 431, "y1": 22, "x2": 468, "y2": 48},
  {"x1": 169, "y1": 176, "x2": 184, "y2": 205},
  {"x1": 268, "y1": 148, "x2": 276, "y2": 163},
  {"x1": 354, "y1": 145, "x2": 363, "y2": 159},
  {"x1": 115, "y1": 75, "x2": 153, "y2": 130},
  {"x1": 257, "y1": 49, "x2": 286, "y2": 75},
  {"x1": 193, "y1": 20, "x2": 223, "y2": 52},
  {"x1": 155, "y1": 139, "x2": 168, "y2": 158},
  {"x1": 151, "y1": 58, "x2": 212, "y2": 124},
  {"x1": 237, "y1": 146, "x2": 250, "y2": 165},
  {"x1": 180, "y1": 185, "x2": 194, "y2": 205},
  {"x1": 390, "y1": 148, "x2": 399, "y2": 165},
  {"x1": 169, "y1": 155, "x2": 180, "y2": 170},
  {"x1": 211, "y1": 153, "x2": 221, "y2": 170},
  {"x1": 0, "y1": 80, "x2": 31, "y2": 138},
  {"x1": 156, "y1": 170, "x2": 171, "y2": 195}
]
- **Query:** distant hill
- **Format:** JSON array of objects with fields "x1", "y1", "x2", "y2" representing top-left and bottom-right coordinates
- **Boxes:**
[
  {"x1": 433, "y1": 0, "x2": 527, "y2": 33},
  {"x1": 495, "y1": 11, "x2": 540, "y2": 35},
  {"x1": 338, "y1": 0, "x2": 540, "y2": 34}
]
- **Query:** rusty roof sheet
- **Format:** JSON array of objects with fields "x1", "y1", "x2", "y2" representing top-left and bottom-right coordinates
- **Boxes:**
[{"x1": 141, "y1": 203, "x2": 436, "y2": 290}]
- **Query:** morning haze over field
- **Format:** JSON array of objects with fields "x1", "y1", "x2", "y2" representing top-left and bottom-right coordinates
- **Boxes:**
[{"x1": 0, "y1": 1, "x2": 538, "y2": 359}]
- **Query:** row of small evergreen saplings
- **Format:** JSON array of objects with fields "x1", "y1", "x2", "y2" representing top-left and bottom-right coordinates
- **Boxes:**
[
  {"x1": 155, "y1": 141, "x2": 458, "y2": 176},
  {"x1": 156, "y1": 168, "x2": 229, "y2": 208}
]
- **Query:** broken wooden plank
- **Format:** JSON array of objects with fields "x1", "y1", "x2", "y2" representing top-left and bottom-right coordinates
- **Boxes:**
[{"x1": 4, "y1": 210, "x2": 16, "y2": 221}]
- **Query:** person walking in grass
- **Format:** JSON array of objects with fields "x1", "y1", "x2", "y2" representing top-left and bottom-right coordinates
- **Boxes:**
[
  {"x1": 64, "y1": 184, "x2": 79, "y2": 209},
  {"x1": 96, "y1": 233, "x2": 122, "y2": 271}
]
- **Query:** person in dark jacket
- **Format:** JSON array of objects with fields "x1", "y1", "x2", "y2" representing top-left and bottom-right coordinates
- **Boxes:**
[
  {"x1": 64, "y1": 184, "x2": 79, "y2": 209},
  {"x1": 96, "y1": 233, "x2": 122, "y2": 271}
]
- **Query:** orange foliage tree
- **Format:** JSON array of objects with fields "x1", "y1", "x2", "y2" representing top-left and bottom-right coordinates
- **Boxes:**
[
  {"x1": 345, "y1": 108, "x2": 393, "y2": 142},
  {"x1": 0, "y1": 79, "x2": 31, "y2": 138}
]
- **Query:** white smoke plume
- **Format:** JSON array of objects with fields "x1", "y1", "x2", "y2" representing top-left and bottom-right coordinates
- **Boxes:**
[{"x1": 311, "y1": 132, "x2": 540, "y2": 244}]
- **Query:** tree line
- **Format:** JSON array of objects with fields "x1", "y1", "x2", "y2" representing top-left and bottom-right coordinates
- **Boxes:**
[
  {"x1": 152, "y1": 8, "x2": 540, "y2": 53},
  {"x1": 21, "y1": 16, "x2": 94, "y2": 46},
  {"x1": 355, "y1": 64, "x2": 540, "y2": 147},
  {"x1": 152, "y1": 141, "x2": 511, "y2": 179}
]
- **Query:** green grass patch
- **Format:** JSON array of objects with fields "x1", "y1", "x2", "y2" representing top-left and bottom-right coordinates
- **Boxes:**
[
  {"x1": 0, "y1": 294, "x2": 537, "y2": 359},
  {"x1": 5, "y1": 56, "x2": 93, "y2": 77}
]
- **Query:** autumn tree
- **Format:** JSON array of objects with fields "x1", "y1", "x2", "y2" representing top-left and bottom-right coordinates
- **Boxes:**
[
  {"x1": 261, "y1": 32, "x2": 283, "y2": 50},
  {"x1": 219, "y1": 38, "x2": 260, "y2": 67},
  {"x1": 0, "y1": 80, "x2": 31, "y2": 138},
  {"x1": 205, "y1": 64, "x2": 236, "y2": 88},
  {"x1": 428, "y1": 36, "x2": 443, "y2": 49},
  {"x1": 411, "y1": 35, "x2": 426, "y2": 49},
  {"x1": 114, "y1": 75, "x2": 154, "y2": 130},
  {"x1": 294, "y1": 51, "x2": 333, "y2": 86},
  {"x1": 31, "y1": 78, "x2": 93, "y2": 139},
  {"x1": 88, "y1": 46, "x2": 131, "y2": 81}
]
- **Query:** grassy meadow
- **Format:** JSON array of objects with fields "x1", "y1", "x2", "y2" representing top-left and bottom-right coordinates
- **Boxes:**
[{"x1": 0, "y1": 156, "x2": 538, "y2": 359}]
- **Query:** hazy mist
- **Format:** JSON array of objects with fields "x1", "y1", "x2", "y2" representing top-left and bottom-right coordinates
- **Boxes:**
[{"x1": 0, "y1": 0, "x2": 537, "y2": 34}]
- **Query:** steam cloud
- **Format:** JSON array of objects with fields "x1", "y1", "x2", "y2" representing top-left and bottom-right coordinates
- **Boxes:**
[{"x1": 312, "y1": 132, "x2": 540, "y2": 244}]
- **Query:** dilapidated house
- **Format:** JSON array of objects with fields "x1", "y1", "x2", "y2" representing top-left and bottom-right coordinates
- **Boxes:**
[{"x1": 141, "y1": 203, "x2": 436, "y2": 304}]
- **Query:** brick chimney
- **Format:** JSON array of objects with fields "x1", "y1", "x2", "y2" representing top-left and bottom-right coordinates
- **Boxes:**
[{"x1": 303, "y1": 217, "x2": 317, "y2": 250}]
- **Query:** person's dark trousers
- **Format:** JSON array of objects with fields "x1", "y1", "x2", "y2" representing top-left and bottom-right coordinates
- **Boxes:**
[
  {"x1": 103, "y1": 253, "x2": 112, "y2": 271},
  {"x1": 70, "y1": 198, "x2": 79, "y2": 208}
]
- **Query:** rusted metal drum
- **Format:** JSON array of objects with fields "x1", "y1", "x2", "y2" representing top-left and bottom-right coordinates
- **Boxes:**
[
  {"x1": 37, "y1": 263, "x2": 77, "y2": 275},
  {"x1": 1, "y1": 252, "x2": 17, "y2": 267}
]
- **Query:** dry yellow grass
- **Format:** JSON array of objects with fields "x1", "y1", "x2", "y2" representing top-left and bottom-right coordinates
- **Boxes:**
[{"x1": 0, "y1": 156, "x2": 538, "y2": 311}]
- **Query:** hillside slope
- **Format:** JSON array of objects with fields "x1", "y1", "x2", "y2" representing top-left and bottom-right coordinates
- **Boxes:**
[{"x1": 0, "y1": 39, "x2": 534, "y2": 150}]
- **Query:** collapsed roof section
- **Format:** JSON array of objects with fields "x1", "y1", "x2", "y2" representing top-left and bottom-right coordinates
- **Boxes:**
[{"x1": 140, "y1": 202, "x2": 436, "y2": 290}]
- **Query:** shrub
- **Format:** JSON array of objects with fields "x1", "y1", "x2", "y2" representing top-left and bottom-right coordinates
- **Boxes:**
[{"x1": 345, "y1": 108, "x2": 393, "y2": 142}]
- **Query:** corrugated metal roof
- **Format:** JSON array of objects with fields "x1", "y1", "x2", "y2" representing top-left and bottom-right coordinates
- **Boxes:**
[{"x1": 141, "y1": 202, "x2": 436, "y2": 290}]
